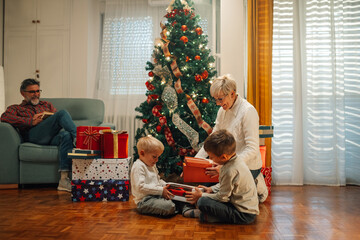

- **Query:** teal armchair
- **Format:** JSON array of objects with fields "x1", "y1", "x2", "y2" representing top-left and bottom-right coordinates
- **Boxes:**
[{"x1": 0, "y1": 98, "x2": 114, "y2": 185}]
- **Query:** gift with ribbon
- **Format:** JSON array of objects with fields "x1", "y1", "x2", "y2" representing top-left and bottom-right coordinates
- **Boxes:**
[
  {"x1": 100, "y1": 129, "x2": 129, "y2": 159},
  {"x1": 76, "y1": 126, "x2": 111, "y2": 150}
]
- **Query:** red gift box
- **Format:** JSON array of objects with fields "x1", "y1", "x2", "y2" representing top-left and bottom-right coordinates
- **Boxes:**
[
  {"x1": 183, "y1": 157, "x2": 219, "y2": 183},
  {"x1": 76, "y1": 126, "x2": 111, "y2": 150},
  {"x1": 100, "y1": 130, "x2": 128, "y2": 159},
  {"x1": 261, "y1": 167, "x2": 272, "y2": 195}
]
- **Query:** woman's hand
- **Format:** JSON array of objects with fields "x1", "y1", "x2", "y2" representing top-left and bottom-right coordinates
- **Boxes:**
[
  {"x1": 162, "y1": 185, "x2": 174, "y2": 200},
  {"x1": 205, "y1": 164, "x2": 221, "y2": 178}
]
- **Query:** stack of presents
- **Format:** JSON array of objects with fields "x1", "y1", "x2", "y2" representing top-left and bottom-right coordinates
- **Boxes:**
[{"x1": 68, "y1": 126, "x2": 130, "y2": 202}]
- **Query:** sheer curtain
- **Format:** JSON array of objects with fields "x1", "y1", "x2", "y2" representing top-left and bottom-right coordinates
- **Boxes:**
[
  {"x1": 97, "y1": 0, "x2": 215, "y2": 157},
  {"x1": 96, "y1": 0, "x2": 165, "y2": 157},
  {"x1": 272, "y1": 0, "x2": 360, "y2": 185}
]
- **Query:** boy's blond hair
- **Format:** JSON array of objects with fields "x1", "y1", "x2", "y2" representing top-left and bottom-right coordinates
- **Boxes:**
[
  {"x1": 210, "y1": 74, "x2": 237, "y2": 97},
  {"x1": 137, "y1": 135, "x2": 164, "y2": 154},
  {"x1": 204, "y1": 130, "x2": 236, "y2": 157}
]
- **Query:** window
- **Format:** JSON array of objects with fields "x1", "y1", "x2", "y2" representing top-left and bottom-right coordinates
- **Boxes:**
[
  {"x1": 99, "y1": 0, "x2": 220, "y2": 96},
  {"x1": 272, "y1": 0, "x2": 360, "y2": 185}
]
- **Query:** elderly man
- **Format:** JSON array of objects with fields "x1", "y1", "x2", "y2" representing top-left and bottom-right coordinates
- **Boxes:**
[{"x1": 1, "y1": 78, "x2": 76, "y2": 192}]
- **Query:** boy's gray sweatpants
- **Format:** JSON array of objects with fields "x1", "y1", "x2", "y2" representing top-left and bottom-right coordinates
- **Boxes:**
[{"x1": 137, "y1": 195, "x2": 176, "y2": 216}]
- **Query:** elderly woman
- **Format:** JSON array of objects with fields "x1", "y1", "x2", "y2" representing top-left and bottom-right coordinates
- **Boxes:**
[{"x1": 195, "y1": 74, "x2": 268, "y2": 203}]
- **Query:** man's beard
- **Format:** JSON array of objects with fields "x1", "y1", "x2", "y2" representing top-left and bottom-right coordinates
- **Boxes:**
[{"x1": 26, "y1": 96, "x2": 40, "y2": 105}]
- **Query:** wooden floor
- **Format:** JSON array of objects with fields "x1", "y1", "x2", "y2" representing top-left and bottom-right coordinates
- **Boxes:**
[{"x1": 0, "y1": 185, "x2": 359, "y2": 240}]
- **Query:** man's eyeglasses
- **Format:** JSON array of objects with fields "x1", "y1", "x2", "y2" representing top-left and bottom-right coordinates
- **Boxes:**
[{"x1": 24, "y1": 90, "x2": 42, "y2": 94}]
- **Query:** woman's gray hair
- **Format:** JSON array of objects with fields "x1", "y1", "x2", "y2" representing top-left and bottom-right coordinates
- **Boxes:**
[{"x1": 210, "y1": 74, "x2": 237, "y2": 97}]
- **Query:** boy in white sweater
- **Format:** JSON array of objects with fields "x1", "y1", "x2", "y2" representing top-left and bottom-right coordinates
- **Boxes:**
[
  {"x1": 185, "y1": 130, "x2": 259, "y2": 224},
  {"x1": 130, "y1": 135, "x2": 175, "y2": 216}
]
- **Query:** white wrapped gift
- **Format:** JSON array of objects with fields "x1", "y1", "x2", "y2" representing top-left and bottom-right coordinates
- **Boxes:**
[{"x1": 72, "y1": 158, "x2": 130, "y2": 180}]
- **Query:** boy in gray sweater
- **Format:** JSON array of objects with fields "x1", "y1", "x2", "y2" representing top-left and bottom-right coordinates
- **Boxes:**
[{"x1": 185, "y1": 129, "x2": 259, "y2": 224}]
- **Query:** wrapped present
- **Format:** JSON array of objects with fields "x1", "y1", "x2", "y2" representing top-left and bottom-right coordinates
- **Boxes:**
[
  {"x1": 259, "y1": 145, "x2": 266, "y2": 168},
  {"x1": 72, "y1": 158, "x2": 130, "y2": 180},
  {"x1": 67, "y1": 148, "x2": 101, "y2": 159},
  {"x1": 167, "y1": 182, "x2": 205, "y2": 203},
  {"x1": 76, "y1": 126, "x2": 111, "y2": 150},
  {"x1": 259, "y1": 125, "x2": 274, "y2": 145},
  {"x1": 100, "y1": 130, "x2": 128, "y2": 159},
  {"x1": 261, "y1": 167, "x2": 272, "y2": 195},
  {"x1": 71, "y1": 179, "x2": 129, "y2": 202},
  {"x1": 183, "y1": 157, "x2": 219, "y2": 183}
]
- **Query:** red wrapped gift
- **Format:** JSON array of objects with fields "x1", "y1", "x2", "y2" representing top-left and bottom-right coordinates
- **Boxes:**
[
  {"x1": 100, "y1": 130, "x2": 128, "y2": 159},
  {"x1": 261, "y1": 167, "x2": 272, "y2": 195},
  {"x1": 76, "y1": 126, "x2": 111, "y2": 150},
  {"x1": 183, "y1": 157, "x2": 219, "y2": 183}
]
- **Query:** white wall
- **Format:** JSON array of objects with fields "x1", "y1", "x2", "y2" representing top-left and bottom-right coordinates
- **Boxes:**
[{"x1": 220, "y1": 0, "x2": 245, "y2": 97}]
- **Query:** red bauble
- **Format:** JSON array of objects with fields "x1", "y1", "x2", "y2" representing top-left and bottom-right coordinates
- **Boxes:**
[
  {"x1": 186, "y1": 56, "x2": 190, "y2": 62},
  {"x1": 148, "y1": 71, "x2": 154, "y2": 77},
  {"x1": 202, "y1": 98, "x2": 209, "y2": 104},
  {"x1": 194, "y1": 55, "x2": 201, "y2": 61},
  {"x1": 201, "y1": 70, "x2": 209, "y2": 79},
  {"x1": 181, "y1": 25, "x2": 188, "y2": 31},
  {"x1": 145, "y1": 81, "x2": 155, "y2": 91},
  {"x1": 195, "y1": 27, "x2": 203, "y2": 35},
  {"x1": 142, "y1": 119, "x2": 149, "y2": 123},
  {"x1": 180, "y1": 36, "x2": 188, "y2": 44},
  {"x1": 195, "y1": 74, "x2": 203, "y2": 82},
  {"x1": 156, "y1": 125, "x2": 162, "y2": 132}
]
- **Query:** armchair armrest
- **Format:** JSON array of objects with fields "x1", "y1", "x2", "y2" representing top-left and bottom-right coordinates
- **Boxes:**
[{"x1": 0, "y1": 122, "x2": 21, "y2": 184}]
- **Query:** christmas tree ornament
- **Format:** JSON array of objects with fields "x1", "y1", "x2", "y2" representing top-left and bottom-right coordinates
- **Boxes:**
[
  {"x1": 145, "y1": 81, "x2": 155, "y2": 91},
  {"x1": 201, "y1": 70, "x2": 209, "y2": 79},
  {"x1": 202, "y1": 98, "x2": 209, "y2": 104},
  {"x1": 181, "y1": 25, "x2": 188, "y2": 31},
  {"x1": 142, "y1": 119, "x2": 149, "y2": 123},
  {"x1": 162, "y1": 85, "x2": 200, "y2": 150},
  {"x1": 186, "y1": 56, "x2": 190, "y2": 62},
  {"x1": 195, "y1": 27, "x2": 203, "y2": 35},
  {"x1": 180, "y1": 36, "x2": 188, "y2": 44},
  {"x1": 148, "y1": 71, "x2": 154, "y2": 77},
  {"x1": 195, "y1": 74, "x2": 203, "y2": 82},
  {"x1": 156, "y1": 125, "x2": 162, "y2": 132},
  {"x1": 194, "y1": 55, "x2": 201, "y2": 61},
  {"x1": 152, "y1": 65, "x2": 171, "y2": 80}
]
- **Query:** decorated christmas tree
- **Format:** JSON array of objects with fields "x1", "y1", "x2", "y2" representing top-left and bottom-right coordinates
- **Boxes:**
[{"x1": 134, "y1": 0, "x2": 218, "y2": 176}]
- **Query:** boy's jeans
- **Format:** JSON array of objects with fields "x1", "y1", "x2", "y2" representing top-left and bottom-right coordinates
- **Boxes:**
[
  {"x1": 197, "y1": 196, "x2": 256, "y2": 224},
  {"x1": 28, "y1": 110, "x2": 76, "y2": 171}
]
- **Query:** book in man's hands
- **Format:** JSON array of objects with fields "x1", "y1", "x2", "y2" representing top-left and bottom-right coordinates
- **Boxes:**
[{"x1": 41, "y1": 111, "x2": 54, "y2": 120}]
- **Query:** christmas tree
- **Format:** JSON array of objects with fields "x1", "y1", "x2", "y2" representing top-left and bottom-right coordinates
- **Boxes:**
[{"x1": 134, "y1": 0, "x2": 218, "y2": 176}]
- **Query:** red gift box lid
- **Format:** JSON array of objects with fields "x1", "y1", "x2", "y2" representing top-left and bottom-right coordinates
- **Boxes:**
[{"x1": 184, "y1": 157, "x2": 214, "y2": 168}]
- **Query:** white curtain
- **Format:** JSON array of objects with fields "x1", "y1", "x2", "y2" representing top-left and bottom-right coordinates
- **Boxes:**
[
  {"x1": 96, "y1": 0, "x2": 164, "y2": 157},
  {"x1": 272, "y1": 0, "x2": 360, "y2": 185},
  {"x1": 96, "y1": 0, "x2": 214, "y2": 157}
]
